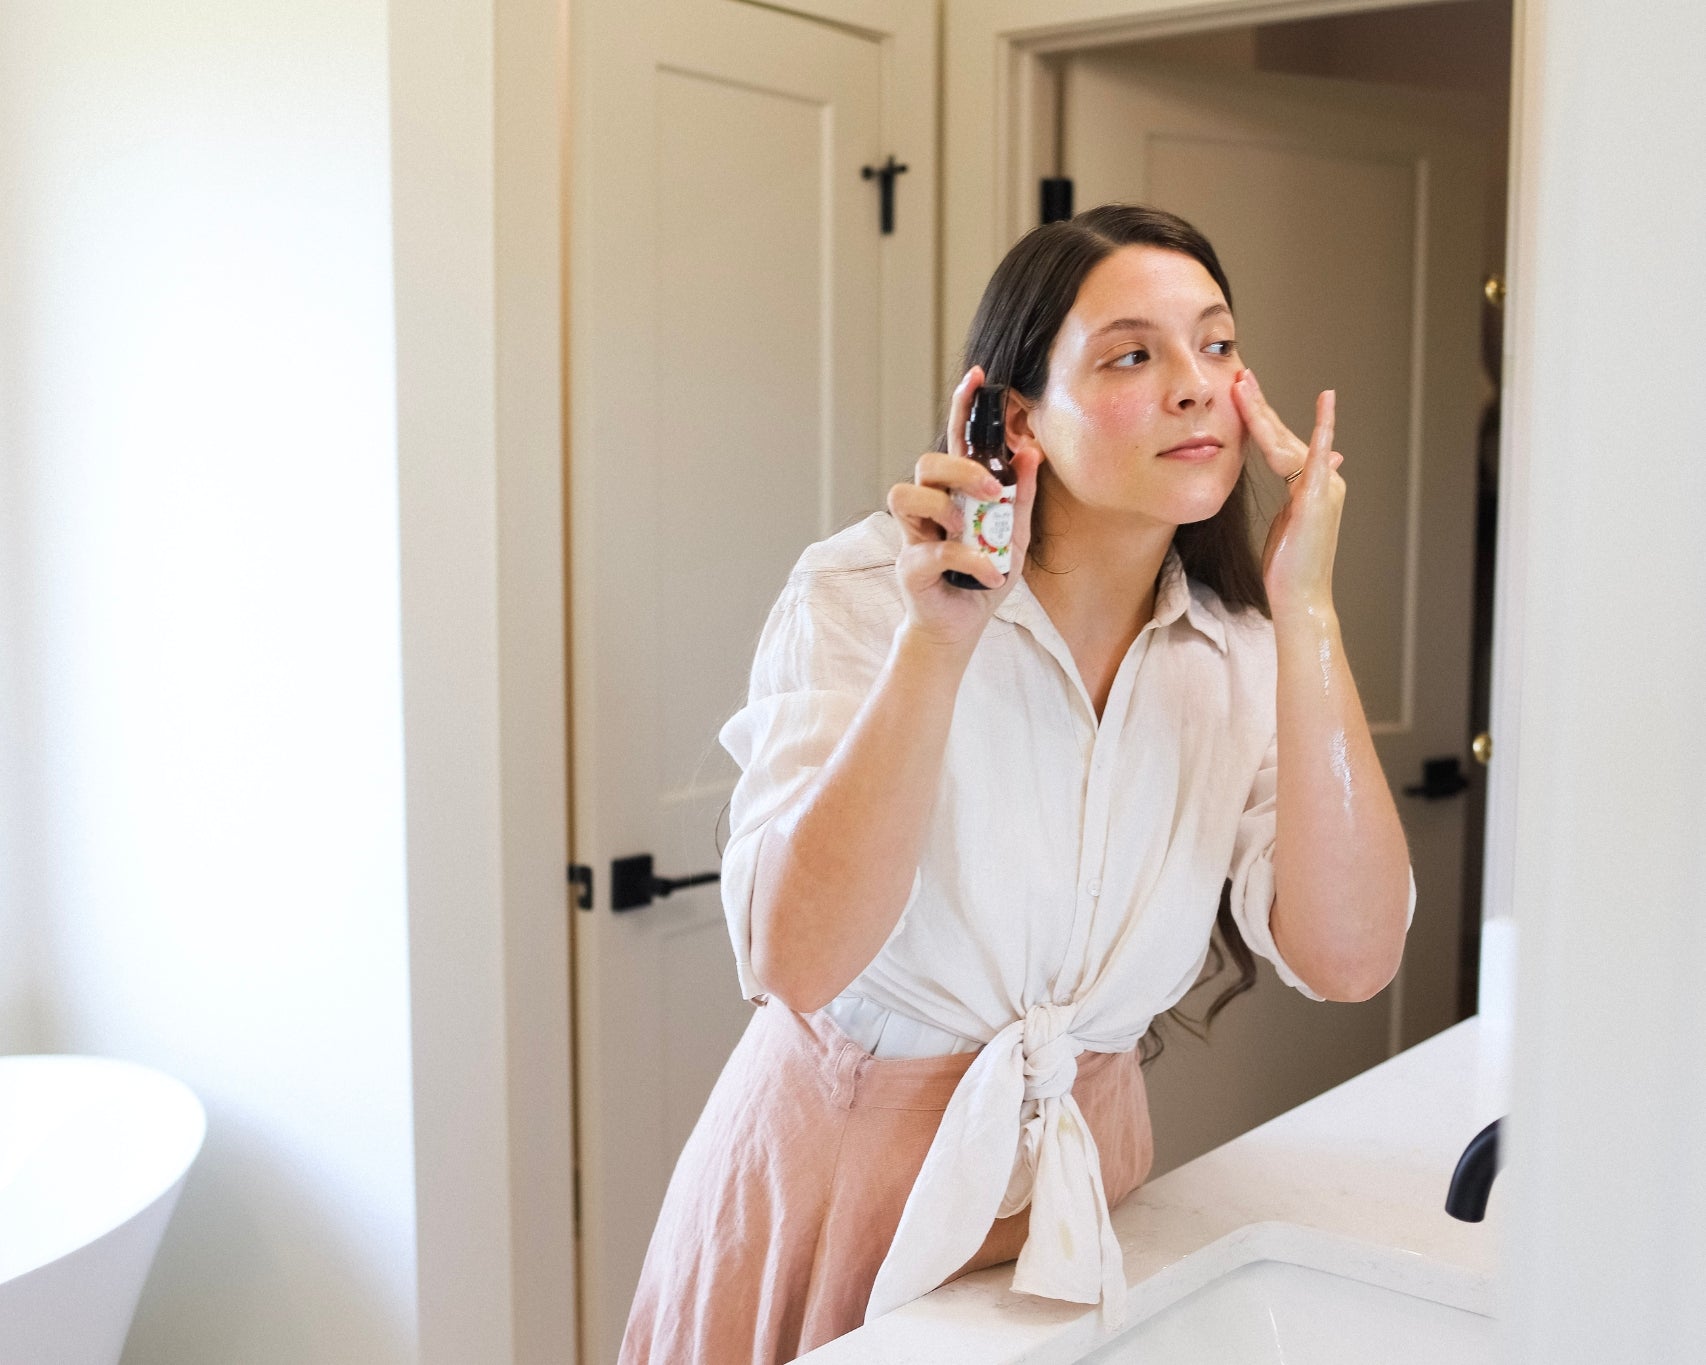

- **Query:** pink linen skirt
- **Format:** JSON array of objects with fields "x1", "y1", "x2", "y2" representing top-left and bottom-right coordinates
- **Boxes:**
[{"x1": 618, "y1": 999, "x2": 1154, "y2": 1365}]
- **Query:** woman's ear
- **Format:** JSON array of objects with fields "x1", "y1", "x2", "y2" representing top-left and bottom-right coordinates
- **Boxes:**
[{"x1": 1004, "y1": 391, "x2": 1047, "y2": 463}]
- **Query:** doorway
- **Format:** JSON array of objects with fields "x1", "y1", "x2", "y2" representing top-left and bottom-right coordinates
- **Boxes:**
[{"x1": 1000, "y1": 0, "x2": 1512, "y2": 1175}]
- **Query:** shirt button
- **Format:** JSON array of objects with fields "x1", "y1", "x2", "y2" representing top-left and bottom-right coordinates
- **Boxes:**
[{"x1": 1087, "y1": 880, "x2": 1102, "y2": 897}]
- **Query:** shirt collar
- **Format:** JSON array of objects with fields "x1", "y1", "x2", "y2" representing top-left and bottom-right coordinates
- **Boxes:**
[
  {"x1": 995, "y1": 546, "x2": 1228, "y2": 654},
  {"x1": 1154, "y1": 545, "x2": 1229, "y2": 653}
]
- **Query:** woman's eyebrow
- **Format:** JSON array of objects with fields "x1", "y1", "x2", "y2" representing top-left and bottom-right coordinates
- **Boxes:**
[{"x1": 1087, "y1": 303, "x2": 1231, "y2": 341}]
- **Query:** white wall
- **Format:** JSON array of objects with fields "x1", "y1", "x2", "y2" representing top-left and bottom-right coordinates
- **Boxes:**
[
  {"x1": 0, "y1": 1, "x2": 574, "y2": 1359},
  {"x1": 1503, "y1": 0, "x2": 1706, "y2": 1361},
  {"x1": 0, "y1": 4, "x2": 417, "y2": 1361}
]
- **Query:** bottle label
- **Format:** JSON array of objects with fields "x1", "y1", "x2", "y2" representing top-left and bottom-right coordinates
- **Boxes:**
[{"x1": 953, "y1": 483, "x2": 1016, "y2": 575}]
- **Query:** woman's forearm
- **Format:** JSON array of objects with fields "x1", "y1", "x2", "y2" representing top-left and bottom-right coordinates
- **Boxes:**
[
  {"x1": 1269, "y1": 603, "x2": 1413, "y2": 1001},
  {"x1": 749, "y1": 624, "x2": 972, "y2": 1013}
]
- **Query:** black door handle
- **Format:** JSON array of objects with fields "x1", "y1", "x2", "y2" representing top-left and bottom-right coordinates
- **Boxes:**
[
  {"x1": 1403, "y1": 756, "x2": 1471, "y2": 800},
  {"x1": 611, "y1": 853, "x2": 721, "y2": 912}
]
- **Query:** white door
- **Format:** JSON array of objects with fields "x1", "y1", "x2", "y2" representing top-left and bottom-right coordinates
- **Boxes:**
[
  {"x1": 567, "y1": 0, "x2": 934, "y2": 1358},
  {"x1": 1056, "y1": 54, "x2": 1489, "y2": 1168}
]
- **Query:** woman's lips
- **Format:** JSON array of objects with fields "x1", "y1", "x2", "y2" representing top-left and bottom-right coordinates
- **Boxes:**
[{"x1": 1156, "y1": 438, "x2": 1223, "y2": 461}]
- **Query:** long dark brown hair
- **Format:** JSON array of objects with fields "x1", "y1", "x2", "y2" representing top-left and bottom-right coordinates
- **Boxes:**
[{"x1": 943, "y1": 203, "x2": 1265, "y2": 1065}]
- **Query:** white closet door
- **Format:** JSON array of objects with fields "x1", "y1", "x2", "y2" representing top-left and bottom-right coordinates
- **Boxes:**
[{"x1": 568, "y1": 0, "x2": 932, "y2": 1357}]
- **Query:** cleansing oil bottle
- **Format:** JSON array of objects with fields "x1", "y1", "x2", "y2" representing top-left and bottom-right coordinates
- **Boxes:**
[{"x1": 943, "y1": 383, "x2": 1017, "y2": 590}]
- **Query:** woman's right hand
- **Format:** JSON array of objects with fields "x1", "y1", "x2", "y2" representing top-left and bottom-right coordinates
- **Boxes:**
[{"x1": 886, "y1": 365, "x2": 1042, "y2": 651}]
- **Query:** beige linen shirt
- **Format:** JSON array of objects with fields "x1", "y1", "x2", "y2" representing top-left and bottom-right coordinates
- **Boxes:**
[{"x1": 716, "y1": 510, "x2": 1416, "y2": 1326}]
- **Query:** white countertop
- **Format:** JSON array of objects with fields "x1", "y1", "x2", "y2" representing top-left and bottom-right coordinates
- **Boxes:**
[{"x1": 801, "y1": 1014, "x2": 1509, "y2": 1364}]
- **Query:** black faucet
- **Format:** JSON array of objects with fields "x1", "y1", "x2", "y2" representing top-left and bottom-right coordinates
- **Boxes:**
[{"x1": 1445, "y1": 1117, "x2": 1502, "y2": 1221}]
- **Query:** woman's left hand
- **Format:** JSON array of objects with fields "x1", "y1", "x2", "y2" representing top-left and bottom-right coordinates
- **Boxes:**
[{"x1": 1232, "y1": 368, "x2": 1346, "y2": 615}]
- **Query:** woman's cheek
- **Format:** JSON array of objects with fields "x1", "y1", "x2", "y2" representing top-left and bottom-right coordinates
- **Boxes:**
[
  {"x1": 1226, "y1": 400, "x2": 1249, "y2": 453},
  {"x1": 1102, "y1": 389, "x2": 1161, "y2": 442},
  {"x1": 1215, "y1": 371, "x2": 1243, "y2": 423}
]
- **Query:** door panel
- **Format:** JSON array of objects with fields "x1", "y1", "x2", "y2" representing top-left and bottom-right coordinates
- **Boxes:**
[
  {"x1": 653, "y1": 65, "x2": 843, "y2": 819},
  {"x1": 1145, "y1": 132, "x2": 1418, "y2": 727}
]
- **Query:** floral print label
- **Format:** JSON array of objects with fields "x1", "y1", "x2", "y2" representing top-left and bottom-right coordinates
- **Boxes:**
[{"x1": 953, "y1": 483, "x2": 1016, "y2": 575}]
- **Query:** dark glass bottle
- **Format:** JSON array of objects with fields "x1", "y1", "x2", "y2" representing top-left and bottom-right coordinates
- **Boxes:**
[{"x1": 943, "y1": 384, "x2": 1017, "y2": 590}]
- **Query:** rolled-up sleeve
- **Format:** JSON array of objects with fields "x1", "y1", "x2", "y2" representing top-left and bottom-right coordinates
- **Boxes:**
[
  {"x1": 717, "y1": 573, "x2": 894, "y2": 1000},
  {"x1": 1226, "y1": 732, "x2": 1419, "y2": 1001}
]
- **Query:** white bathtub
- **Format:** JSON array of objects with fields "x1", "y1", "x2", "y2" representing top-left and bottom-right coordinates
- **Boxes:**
[{"x1": 0, "y1": 1055, "x2": 206, "y2": 1365}]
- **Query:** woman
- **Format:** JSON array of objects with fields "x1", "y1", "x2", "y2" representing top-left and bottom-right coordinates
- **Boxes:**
[{"x1": 620, "y1": 204, "x2": 1416, "y2": 1364}]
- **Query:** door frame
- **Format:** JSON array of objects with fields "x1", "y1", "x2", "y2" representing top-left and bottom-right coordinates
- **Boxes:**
[{"x1": 944, "y1": 0, "x2": 1531, "y2": 1018}]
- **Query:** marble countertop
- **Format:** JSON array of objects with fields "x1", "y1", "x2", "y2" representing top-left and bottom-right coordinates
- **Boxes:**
[{"x1": 801, "y1": 1014, "x2": 1509, "y2": 1364}]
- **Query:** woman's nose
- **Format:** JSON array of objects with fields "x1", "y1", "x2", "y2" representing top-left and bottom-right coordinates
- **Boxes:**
[{"x1": 1167, "y1": 356, "x2": 1213, "y2": 411}]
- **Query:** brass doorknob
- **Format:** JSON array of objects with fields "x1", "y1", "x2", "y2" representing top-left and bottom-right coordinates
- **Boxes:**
[
  {"x1": 1472, "y1": 732, "x2": 1493, "y2": 766},
  {"x1": 1483, "y1": 275, "x2": 1506, "y2": 307}
]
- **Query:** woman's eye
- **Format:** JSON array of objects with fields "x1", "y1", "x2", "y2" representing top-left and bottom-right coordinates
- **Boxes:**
[
  {"x1": 1206, "y1": 339, "x2": 1236, "y2": 356},
  {"x1": 1113, "y1": 348, "x2": 1149, "y2": 367}
]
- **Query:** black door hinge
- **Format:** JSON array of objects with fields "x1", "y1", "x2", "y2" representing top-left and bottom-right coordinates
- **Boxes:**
[
  {"x1": 861, "y1": 155, "x2": 909, "y2": 234},
  {"x1": 1403, "y1": 756, "x2": 1472, "y2": 801},
  {"x1": 1040, "y1": 176, "x2": 1074, "y2": 224},
  {"x1": 567, "y1": 863, "x2": 593, "y2": 910}
]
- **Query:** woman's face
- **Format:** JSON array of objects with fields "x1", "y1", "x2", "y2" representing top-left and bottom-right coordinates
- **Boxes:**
[{"x1": 1014, "y1": 244, "x2": 1246, "y2": 529}]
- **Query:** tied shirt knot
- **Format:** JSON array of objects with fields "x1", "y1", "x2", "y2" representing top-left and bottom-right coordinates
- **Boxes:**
[
  {"x1": 866, "y1": 998, "x2": 1128, "y2": 1328},
  {"x1": 1018, "y1": 1001, "x2": 1081, "y2": 1102}
]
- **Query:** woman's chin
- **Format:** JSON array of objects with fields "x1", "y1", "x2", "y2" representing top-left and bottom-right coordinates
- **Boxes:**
[
  {"x1": 1066, "y1": 473, "x2": 1238, "y2": 527},
  {"x1": 1152, "y1": 486, "x2": 1237, "y2": 527}
]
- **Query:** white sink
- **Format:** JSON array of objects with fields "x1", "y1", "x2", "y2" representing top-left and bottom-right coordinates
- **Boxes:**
[{"x1": 1078, "y1": 1258, "x2": 1496, "y2": 1365}]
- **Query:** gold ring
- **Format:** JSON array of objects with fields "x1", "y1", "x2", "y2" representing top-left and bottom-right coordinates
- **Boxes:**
[{"x1": 1284, "y1": 466, "x2": 1304, "y2": 484}]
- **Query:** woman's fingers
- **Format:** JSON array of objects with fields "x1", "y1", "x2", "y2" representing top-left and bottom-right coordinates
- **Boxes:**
[
  {"x1": 1233, "y1": 368, "x2": 1307, "y2": 475},
  {"x1": 1234, "y1": 371, "x2": 1345, "y2": 492},
  {"x1": 1305, "y1": 389, "x2": 1337, "y2": 492},
  {"x1": 888, "y1": 480, "x2": 962, "y2": 543},
  {"x1": 897, "y1": 537, "x2": 1005, "y2": 591},
  {"x1": 947, "y1": 365, "x2": 985, "y2": 459},
  {"x1": 913, "y1": 449, "x2": 1001, "y2": 496},
  {"x1": 890, "y1": 364, "x2": 997, "y2": 547},
  {"x1": 1260, "y1": 385, "x2": 1348, "y2": 612},
  {"x1": 892, "y1": 447, "x2": 1006, "y2": 546}
]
